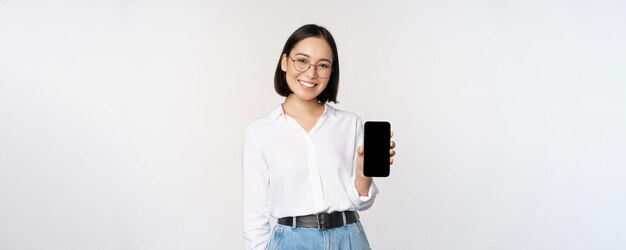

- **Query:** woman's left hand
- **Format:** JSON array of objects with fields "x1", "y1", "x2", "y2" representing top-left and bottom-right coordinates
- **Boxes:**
[{"x1": 355, "y1": 131, "x2": 396, "y2": 180}]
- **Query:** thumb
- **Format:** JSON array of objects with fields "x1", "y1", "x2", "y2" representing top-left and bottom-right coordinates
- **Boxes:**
[{"x1": 357, "y1": 146, "x2": 364, "y2": 155}]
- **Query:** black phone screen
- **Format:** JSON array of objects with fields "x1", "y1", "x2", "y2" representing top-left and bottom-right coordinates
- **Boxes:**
[{"x1": 363, "y1": 121, "x2": 391, "y2": 177}]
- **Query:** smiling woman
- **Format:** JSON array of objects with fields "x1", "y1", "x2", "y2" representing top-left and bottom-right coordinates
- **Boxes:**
[
  {"x1": 273, "y1": 25, "x2": 340, "y2": 105},
  {"x1": 242, "y1": 24, "x2": 396, "y2": 250},
  {"x1": 280, "y1": 37, "x2": 334, "y2": 106}
]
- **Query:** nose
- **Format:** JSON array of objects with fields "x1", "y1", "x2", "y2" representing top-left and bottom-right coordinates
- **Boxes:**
[{"x1": 304, "y1": 64, "x2": 319, "y2": 79}]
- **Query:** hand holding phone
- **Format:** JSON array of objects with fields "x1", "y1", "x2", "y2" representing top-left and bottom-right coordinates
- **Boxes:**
[{"x1": 363, "y1": 121, "x2": 391, "y2": 177}]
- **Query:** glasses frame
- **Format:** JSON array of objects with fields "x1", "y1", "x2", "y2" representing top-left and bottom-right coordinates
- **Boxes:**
[{"x1": 288, "y1": 56, "x2": 333, "y2": 78}]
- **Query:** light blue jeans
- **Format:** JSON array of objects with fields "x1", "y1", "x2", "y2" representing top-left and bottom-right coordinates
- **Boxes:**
[{"x1": 266, "y1": 221, "x2": 371, "y2": 250}]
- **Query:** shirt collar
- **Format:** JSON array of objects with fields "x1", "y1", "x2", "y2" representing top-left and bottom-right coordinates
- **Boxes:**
[
  {"x1": 270, "y1": 104, "x2": 285, "y2": 121},
  {"x1": 324, "y1": 103, "x2": 337, "y2": 118},
  {"x1": 270, "y1": 103, "x2": 337, "y2": 121}
]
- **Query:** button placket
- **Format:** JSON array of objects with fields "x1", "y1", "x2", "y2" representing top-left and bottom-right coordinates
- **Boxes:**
[{"x1": 304, "y1": 133, "x2": 325, "y2": 211}]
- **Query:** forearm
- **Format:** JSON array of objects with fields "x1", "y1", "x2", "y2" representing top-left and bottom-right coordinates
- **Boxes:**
[{"x1": 355, "y1": 176, "x2": 372, "y2": 196}]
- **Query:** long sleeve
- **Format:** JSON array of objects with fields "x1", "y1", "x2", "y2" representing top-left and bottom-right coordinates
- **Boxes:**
[
  {"x1": 242, "y1": 126, "x2": 271, "y2": 250},
  {"x1": 347, "y1": 117, "x2": 379, "y2": 211},
  {"x1": 348, "y1": 176, "x2": 379, "y2": 211}
]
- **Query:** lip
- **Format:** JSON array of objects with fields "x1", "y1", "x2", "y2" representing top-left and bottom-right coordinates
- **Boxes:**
[{"x1": 298, "y1": 80, "x2": 317, "y2": 89}]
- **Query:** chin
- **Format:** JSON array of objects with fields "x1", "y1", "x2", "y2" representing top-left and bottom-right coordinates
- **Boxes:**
[
  {"x1": 289, "y1": 91, "x2": 319, "y2": 101},
  {"x1": 297, "y1": 95, "x2": 319, "y2": 102}
]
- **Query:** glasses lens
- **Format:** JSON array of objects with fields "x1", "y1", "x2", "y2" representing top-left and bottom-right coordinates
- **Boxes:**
[
  {"x1": 317, "y1": 65, "x2": 332, "y2": 78},
  {"x1": 293, "y1": 59, "x2": 309, "y2": 72}
]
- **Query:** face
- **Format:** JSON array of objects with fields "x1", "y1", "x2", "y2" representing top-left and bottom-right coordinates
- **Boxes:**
[{"x1": 281, "y1": 37, "x2": 333, "y2": 102}]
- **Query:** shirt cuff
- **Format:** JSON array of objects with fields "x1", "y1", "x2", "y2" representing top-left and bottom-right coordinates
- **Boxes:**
[{"x1": 349, "y1": 176, "x2": 379, "y2": 210}]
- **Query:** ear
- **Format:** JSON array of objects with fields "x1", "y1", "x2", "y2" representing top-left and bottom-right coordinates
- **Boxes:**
[{"x1": 280, "y1": 54, "x2": 287, "y2": 72}]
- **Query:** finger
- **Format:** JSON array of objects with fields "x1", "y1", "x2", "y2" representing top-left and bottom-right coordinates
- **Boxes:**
[
  {"x1": 390, "y1": 131, "x2": 394, "y2": 137},
  {"x1": 390, "y1": 157, "x2": 394, "y2": 165},
  {"x1": 357, "y1": 146, "x2": 364, "y2": 155},
  {"x1": 390, "y1": 149, "x2": 396, "y2": 157},
  {"x1": 390, "y1": 141, "x2": 396, "y2": 149}
]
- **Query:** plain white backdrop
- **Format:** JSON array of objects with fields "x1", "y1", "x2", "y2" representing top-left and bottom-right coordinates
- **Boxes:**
[{"x1": 1, "y1": 0, "x2": 625, "y2": 249}]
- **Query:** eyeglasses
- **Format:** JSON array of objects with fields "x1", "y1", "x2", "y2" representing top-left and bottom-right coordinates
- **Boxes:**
[{"x1": 288, "y1": 56, "x2": 333, "y2": 78}]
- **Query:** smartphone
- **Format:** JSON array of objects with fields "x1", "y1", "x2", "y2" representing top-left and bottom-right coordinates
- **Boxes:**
[{"x1": 363, "y1": 121, "x2": 391, "y2": 177}]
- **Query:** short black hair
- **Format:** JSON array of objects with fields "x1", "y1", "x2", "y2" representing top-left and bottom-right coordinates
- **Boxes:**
[{"x1": 274, "y1": 24, "x2": 340, "y2": 103}]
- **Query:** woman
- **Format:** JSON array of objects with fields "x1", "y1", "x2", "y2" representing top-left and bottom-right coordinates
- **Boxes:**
[{"x1": 243, "y1": 24, "x2": 396, "y2": 250}]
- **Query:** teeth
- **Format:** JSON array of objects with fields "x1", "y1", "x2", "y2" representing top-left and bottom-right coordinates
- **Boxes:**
[{"x1": 299, "y1": 80, "x2": 315, "y2": 88}]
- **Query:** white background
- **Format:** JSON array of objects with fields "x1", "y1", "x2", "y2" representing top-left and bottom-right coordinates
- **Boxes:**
[{"x1": 1, "y1": 0, "x2": 625, "y2": 249}]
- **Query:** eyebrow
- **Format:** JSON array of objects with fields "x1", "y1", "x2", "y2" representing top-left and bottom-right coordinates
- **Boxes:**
[{"x1": 294, "y1": 53, "x2": 332, "y2": 63}]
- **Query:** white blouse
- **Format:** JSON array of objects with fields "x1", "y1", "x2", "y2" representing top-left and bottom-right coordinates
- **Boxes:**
[{"x1": 242, "y1": 104, "x2": 379, "y2": 250}]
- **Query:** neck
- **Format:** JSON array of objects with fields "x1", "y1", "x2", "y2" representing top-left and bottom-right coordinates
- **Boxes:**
[{"x1": 282, "y1": 95, "x2": 324, "y2": 117}]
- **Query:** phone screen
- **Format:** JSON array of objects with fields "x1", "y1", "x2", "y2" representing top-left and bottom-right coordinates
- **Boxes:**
[{"x1": 363, "y1": 121, "x2": 391, "y2": 177}]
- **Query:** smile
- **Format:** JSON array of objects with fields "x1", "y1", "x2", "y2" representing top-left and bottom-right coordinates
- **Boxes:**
[{"x1": 298, "y1": 80, "x2": 317, "y2": 88}]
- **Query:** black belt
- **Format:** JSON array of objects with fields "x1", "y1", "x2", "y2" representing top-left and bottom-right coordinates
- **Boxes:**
[{"x1": 277, "y1": 211, "x2": 359, "y2": 230}]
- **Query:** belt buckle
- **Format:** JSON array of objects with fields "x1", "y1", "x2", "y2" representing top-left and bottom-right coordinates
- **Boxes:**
[{"x1": 316, "y1": 213, "x2": 330, "y2": 230}]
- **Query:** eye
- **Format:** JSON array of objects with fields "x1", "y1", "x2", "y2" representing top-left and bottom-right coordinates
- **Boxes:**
[
  {"x1": 296, "y1": 58, "x2": 308, "y2": 64},
  {"x1": 319, "y1": 63, "x2": 331, "y2": 69}
]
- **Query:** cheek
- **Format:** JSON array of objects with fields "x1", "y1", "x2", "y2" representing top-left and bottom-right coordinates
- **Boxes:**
[
  {"x1": 319, "y1": 79, "x2": 331, "y2": 88},
  {"x1": 287, "y1": 70, "x2": 299, "y2": 78},
  {"x1": 285, "y1": 70, "x2": 301, "y2": 83},
  {"x1": 284, "y1": 71, "x2": 301, "y2": 90}
]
